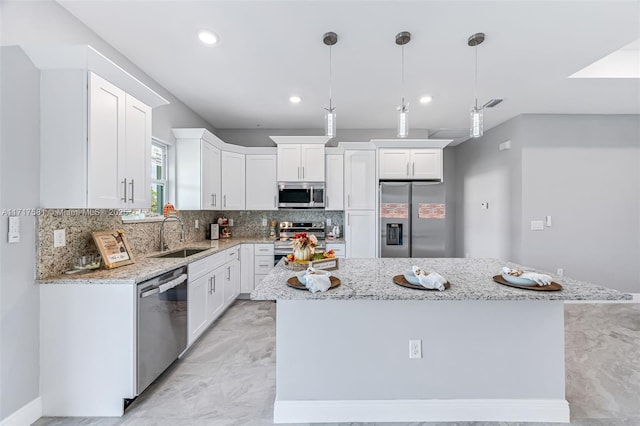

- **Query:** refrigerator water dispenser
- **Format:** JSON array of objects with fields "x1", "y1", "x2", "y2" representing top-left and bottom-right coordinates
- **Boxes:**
[{"x1": 386, "y1": 223, "x2": 403, "y2": 245}]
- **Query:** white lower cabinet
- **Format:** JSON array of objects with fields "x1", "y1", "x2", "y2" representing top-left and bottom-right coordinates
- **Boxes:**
[
  {"x1": 240, "y1": 244, "x2": 255, "y2": 293},
  {"x1": 345, "y1": 210, "x2": 377, "y2": 258},
  {"x1": 325, "y1": 242, "x2": 346, "y2": 258},
  {"x1": 187, "y1": 247, "x2": 241, "y2": 346},
  {"x1": 254, "y1": 243, "x2": 275, "y2": 287}
]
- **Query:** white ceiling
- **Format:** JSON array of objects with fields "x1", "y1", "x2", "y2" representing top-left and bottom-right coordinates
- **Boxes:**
[{"x1": 57, "y1": 1, "x2": 640, "y2": 143}]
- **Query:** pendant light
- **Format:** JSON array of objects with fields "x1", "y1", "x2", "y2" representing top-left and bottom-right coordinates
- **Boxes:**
[
  {"x1": 468, "y1": 32, "x2": 485, "y2": 138},
  {"x1": 396, "y1": 31, "x2": 411, "y2": 138},
  {"x1": 323, "y1": 32, "x2": 338, "y2": 138}
]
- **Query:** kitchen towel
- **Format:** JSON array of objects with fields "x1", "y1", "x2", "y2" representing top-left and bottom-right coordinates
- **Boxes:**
[
  {"x1": 304, "y1": 266, "x2": 331, "y2": 293},
  {"x1": 412, "y1": 266, "x2": 447, "y2": 291},
  {"x1": 502, "y1": 267, "x2": 552, "y2": 285}
]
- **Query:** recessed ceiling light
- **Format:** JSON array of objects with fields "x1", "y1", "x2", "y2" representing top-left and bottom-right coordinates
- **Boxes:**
[
  {"x1": 419, "y1": 95, "x2": 433, "y2": 104},
  {"x1": 197, "y1": 29, "x2": 218, "y2": 45},
  {"x1": 289, "y1": 95, "x2": 302, "y2": 104}
]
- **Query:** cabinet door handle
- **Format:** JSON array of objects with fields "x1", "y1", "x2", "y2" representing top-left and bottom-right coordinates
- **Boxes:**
[
  {"x1": 121, "y1": 178, "x2": 127, "y2": 202},
  {"x1": 227, "y1": 266, "x2": 231, "y2": 280},
  {"x1": 412, "y1": 162, "x2": 415, "y2": 176},
  {"x1": 326, "y1": 196, "x2": 329, "y2": 209},
  {"x1": 347, "y1": 212, "x2": 350, "y2": 226},
  {"x1": 223, "y1": 195, "x2": 226, "y2": 207},
  {"x1": 347, "y1": 194, "x2": 351, "y2": 208},
  {"x1": 297, "y1": 166, "x2": 300, "y2": 180},
  {"x1": 302, "y1": 166, "x2": 305, "y2": 179},
  {"x1": 273, "y1": 195, "x2": 277, "y2": 208},
  {"x1": 213, "y1": 275, "x2": 216, "y2": 292},
  {"x1": 129, "y1": 179, "x2": 135, "y2": 203},
  {"x1": 208, "y1": 277, "x2": 212, "y2": 295},
  {"x1": 406, "y1": 163, "x2": 410, "y2": 176}
]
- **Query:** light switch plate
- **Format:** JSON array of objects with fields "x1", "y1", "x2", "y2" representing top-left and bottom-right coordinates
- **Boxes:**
[
  {"x1": 530, "y1": 220, "x2": 544, "y2": 231},
  {"x1": 8, "y1": 216, "x2": 20, "y2": 243}
]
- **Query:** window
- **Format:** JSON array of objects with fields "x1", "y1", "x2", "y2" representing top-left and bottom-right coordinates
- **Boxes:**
[
  {"x1": 151, "y1": 140, "x2": 168, "y2": 215},
  {"x1": 121, "y1": 139, "x2": 169, "y2": 222}
]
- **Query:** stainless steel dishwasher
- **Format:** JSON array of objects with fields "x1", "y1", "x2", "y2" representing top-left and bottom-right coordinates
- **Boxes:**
[{"x1": 137, "y1": 266, "x2": 188, "y2": 394}]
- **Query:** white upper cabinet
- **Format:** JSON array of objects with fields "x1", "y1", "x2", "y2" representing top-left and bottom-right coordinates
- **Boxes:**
[
  {"x1": 277, "y1": 144, "x2": 325, "y2": 182},
  {"x1": 39, "y1": 71, "x2": 152, "y2": 208},
  {"x1": 271, "y1": 136, "x2": 331, "y2": 182},
  {"x1": 300, "y1": 144, "x2": 325, "y2": 181},
  {"x1": 221, "y1": 151, "x2": 246, "y2": 210},
  {"x1": 325, "y1": 154, "x2": 344, "y2": 211},
  {"x1": 277, "y1": 144, "x2": 302, "y2": 182},
  {"x1": 379, "y1": 148, "x2": 443, "y2": 180},
  {"x1": 26, "y1": 46, "x2": 167, "y2": 209},
  {"x1": 245, "y1": 155, "x2": 278, "y2": 210},
  {"x1": 177, "y1": 138, "x2": 221, "y2": 211},
  {"x1": 344, "y1": 150, "x2": 376, "y2": 210}
]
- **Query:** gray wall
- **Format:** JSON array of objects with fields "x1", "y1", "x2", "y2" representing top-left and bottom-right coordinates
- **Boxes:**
[
  {"x1": 454, "y1": 116, "x2": 524, "y2": 261},
  {"x1": 455, "y1": 114, "x2": 640, "y2": 293},
  {"x1": 0, "y1": 0, "x2": 219, "y2": 419},
  {"x1": 0, "y1": 46, "x2": 41, "y2": 419},
  {"x1": 520, "y1": 115, "x2": 639, "y2": 293}
]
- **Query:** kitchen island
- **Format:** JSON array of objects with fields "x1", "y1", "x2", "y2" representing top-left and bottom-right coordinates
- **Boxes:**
[{"x1": 251, "y1": 258, "x2": 630, "y2": 424}]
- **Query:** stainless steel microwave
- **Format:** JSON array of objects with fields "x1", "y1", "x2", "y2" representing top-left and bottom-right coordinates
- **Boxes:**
[{"x1": 278, "y1": 182, "x2": 325, "y2": 209}]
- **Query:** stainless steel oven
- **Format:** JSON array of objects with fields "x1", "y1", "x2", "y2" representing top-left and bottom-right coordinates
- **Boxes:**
[
  {"x1": 278, "y1": 182, "x2": 325, "y2": 209},
  {"x1": 137, "y1": 266, "x2": 188, "y2": 394}
]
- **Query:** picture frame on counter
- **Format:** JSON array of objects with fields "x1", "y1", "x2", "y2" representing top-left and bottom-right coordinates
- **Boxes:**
[
  {"x1": 92, "y1": 229, "x2": 135, "y2": 269},
  {"x1": 310, "y1": 257, "x2": 339, "y2": 271}
]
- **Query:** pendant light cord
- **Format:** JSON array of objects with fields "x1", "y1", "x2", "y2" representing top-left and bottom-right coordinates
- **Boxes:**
[
  {"x1": 328, "y1": 44, "x2": 333, "y2": 111},
  {"x1": 474, "y1": 44, "x2": 478, "y2": 110},
  {"x1": 401, "y1": 44, "x2": 406, "y2": 110}
]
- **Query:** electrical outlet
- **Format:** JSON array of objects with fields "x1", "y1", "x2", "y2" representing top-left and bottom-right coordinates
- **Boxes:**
[
  {"x1": 53, "y1": 229, "x2": 66, "y2": 248},
  {"x1": 557, "y1": 268, "x2": 564, "y2": 277},
  {"x1": 262, "y1": 218, "x2": 267, "y2": 226},
  {"x1": 326, "y1": 218, "x2": 332, "y2": 226},
  {"x1": 530, "y1": 220, "x2": 544, "y2": 231},
  {"x1": 481, "y1": 202, "x2": 489, "y2": 210},
  {"x1": 195, "y1": 219, "x2": 199, "y2": 229},
  {"x1": 229, "y1": 218, "x2": 234, "y2": 226},
  {"x1": 409, "y1": 339, "x2": 422, "y2": 359}
]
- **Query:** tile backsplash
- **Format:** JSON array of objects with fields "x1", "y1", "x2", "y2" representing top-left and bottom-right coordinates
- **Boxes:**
[{"x1": 37, "y1": 209, "x2": 344, "y2": 278}]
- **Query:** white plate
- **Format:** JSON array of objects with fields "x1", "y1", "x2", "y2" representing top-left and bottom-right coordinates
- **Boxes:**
[
  {"x1": 296, "y1": 269, "x2": 331, "y2": 285},
  {"x1": 501, "y1": 272, "x2": 537, "y2": 286}
]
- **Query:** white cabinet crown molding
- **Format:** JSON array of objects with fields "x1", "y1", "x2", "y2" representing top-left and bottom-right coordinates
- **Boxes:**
[
  {"x1": 172, "y1": 128, "x2": 275, "y2": 155},
  {"x1": 22, "y1": 45, "x2": 169, "y2": 108},
  {"x1": 370, "y1": 139, "x2": 453, "y2": 149},
  {"x1": 270, "y1": 136, "x2": 332, "y2": 145}
]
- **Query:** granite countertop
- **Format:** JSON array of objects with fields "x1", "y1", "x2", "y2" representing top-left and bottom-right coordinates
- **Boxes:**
[
  {"x1": 250, "y1": 257, "x2": 631, "y2": 301},
  {"x1": 38, "y1": 237, "x2": 276, "y2": 285}
]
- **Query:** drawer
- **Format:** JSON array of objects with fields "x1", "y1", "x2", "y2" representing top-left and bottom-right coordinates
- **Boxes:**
[
  {"x1": 254, "y1": 244, "x2": 274, "y2": 256},
  {"x1": 325, "y1": 243, "x2": 346, "y2": 258},
  {"x1": 225, "y1": 246, "x2": 240, "y2": 263},
  {"x1": 188, "y1": 252, "x2": 225, "y2": 281},
  {"x1": 254, "y1": 255, "x2": 274, "y2": 274}
]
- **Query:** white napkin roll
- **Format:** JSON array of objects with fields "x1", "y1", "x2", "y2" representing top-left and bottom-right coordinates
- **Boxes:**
[
  {"x1": 412, "y1": 266, "x2": 446, "y2": 291},
  {"x1": 305, "y1": 266, "x2": 331, "y2": 293},
  {"x1": 502, "y1": 267, "x2": 552, "y2": 286}
]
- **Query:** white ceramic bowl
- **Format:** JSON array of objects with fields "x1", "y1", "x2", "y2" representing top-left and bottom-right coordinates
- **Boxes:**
[
  {"x1": 501, "y1": 272, "x2": 536, "y2": 286},
  {"x1": 296, "y1": 269, "x2": 331, "y2": 285}
]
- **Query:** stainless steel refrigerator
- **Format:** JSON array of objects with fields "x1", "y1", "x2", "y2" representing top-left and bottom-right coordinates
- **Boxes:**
[{"x1": 380, "y1": 182, "x2": 446, "y2": 258}]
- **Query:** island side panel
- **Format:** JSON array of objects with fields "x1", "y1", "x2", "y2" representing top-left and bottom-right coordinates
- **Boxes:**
[{"x1": 275, "y1": 299, "x2": 567, "y2": 423}]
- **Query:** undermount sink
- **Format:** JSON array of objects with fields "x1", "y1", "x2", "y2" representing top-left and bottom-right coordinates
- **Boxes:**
[{"x1": 152, "y1": 248, "x2": 208, "y2": 259}]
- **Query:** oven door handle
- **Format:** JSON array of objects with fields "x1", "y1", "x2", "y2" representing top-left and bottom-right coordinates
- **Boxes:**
[{"x1": 158, "y1": 274, "x2": 188, "y2": 294}]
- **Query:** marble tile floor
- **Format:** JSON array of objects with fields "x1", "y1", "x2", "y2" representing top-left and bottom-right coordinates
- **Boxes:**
[{"x1": 34, "y1": 301, "x2": 639, "y2": 426}]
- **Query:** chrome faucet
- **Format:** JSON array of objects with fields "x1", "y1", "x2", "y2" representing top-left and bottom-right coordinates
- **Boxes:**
[{"x1": 160, "y1": 215, "x2": 185, "y2": 251}]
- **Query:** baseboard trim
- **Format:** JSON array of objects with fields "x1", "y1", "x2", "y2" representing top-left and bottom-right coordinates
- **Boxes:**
[
  {"x1": 0, "y1": 397, "x2": 42, "y2": 426},
  {"x1": 273, "y1": 398, "x2": 570, "y2": 423},
  {"x1": 565, "y1": 293, "x2": 640, "y2": 304}
]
